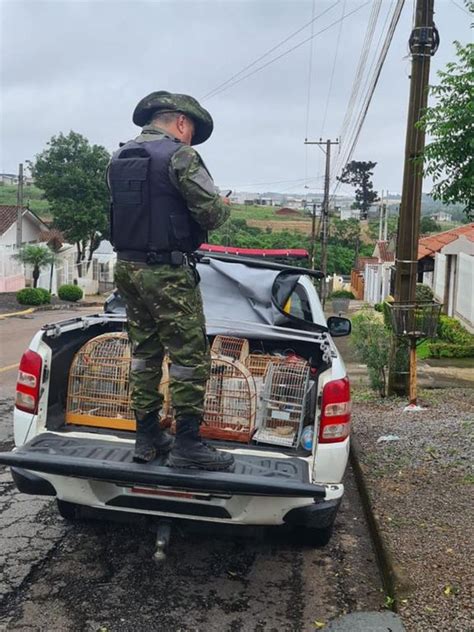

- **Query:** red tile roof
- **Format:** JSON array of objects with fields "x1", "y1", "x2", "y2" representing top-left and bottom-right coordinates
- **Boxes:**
[
  {"x1": 418, "y1": 223, "x2": 474, "y2": 259},
  {"x1": 355, "y1": 256, "x2": 378, "y2": 271},
  {"x1": 373, "y1": 240, "x2": 395, "y2": 263},
  {"x1": 0, "y1": 206, "x2": 24, "y2": 235}
]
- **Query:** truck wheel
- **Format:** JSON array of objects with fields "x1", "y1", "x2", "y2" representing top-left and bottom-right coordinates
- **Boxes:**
[
  {"x1": 56, "y1": 500, "x2": 82, "y2": 521},
  {"x1": 296, "y1": 524, "x2": 333, "y2": 547}
]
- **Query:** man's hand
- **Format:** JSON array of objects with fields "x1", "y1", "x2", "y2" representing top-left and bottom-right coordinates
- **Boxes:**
[{"x1": 221, "y1": 196, "x2": 231, "y2": 206}]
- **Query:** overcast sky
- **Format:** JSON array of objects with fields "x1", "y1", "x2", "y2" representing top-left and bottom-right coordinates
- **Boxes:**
[{"x1": 0, "y1": 0, "x2": 471, "y2": 196}]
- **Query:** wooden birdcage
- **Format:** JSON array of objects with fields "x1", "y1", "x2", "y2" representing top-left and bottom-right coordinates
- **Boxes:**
[
  {"x1": 254, "y1": 360, "x2": 310, "y2": 448},
  {"x1": 65, "y1": 333, "x2": 172, "y2": 431},
  {"x1": 211, "y1": 335, "x2": 249, "y2": 363},
  {"x1": 201, "y1": 353, "x2": 257, "y2": 442}
]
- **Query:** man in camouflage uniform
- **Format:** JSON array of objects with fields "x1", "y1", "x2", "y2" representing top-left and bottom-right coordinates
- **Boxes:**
[{"x1": 109, "y1": 91, "x2": 234, "y2": 470}]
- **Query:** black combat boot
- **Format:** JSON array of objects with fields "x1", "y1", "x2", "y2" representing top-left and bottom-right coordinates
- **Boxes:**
[
  {"x1": 133, "y1": 411, "x2": 174, "y2": 463},
  {"x1": 168, "y1": 416, "x2": 235, "y2": 471}
]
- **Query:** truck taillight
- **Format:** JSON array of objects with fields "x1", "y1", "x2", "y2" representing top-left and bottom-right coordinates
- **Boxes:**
[
  {"x1": 319, "y1": 377, "x2": 351, "y2": 443},
  {"x1": 16, "y1": 350, "x2": 43, "y2": 413}
]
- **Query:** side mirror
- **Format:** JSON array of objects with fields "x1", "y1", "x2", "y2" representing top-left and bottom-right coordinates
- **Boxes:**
[{"x1": 327, "y1": 316, "x2": 351, "y2": 337}]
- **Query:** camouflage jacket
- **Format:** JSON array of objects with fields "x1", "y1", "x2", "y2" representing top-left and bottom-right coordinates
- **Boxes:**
[{"x1": 131, "y1": 125, "x2": 229, "y2": 232}]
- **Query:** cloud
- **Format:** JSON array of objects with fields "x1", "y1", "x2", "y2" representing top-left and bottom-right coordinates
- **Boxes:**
[{"x1": 1, "y1": 0, "x2": 470, "y2": 194}]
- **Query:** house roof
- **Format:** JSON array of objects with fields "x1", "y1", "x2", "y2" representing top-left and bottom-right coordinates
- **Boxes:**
[
  {"x1": 0, "y1": 205, "x2": 49, "y2": 236},
  {"x1": 418, "y1": 223, "x2": 474, "y2": 259},
  {"x1": 373, "y1": 240, "x2": 395, "y2": 263}
]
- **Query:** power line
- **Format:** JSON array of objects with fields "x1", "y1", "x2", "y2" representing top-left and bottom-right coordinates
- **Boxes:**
[
  {"x1": 202, "y1": 1, "x2": 372, "y2": 101},
  {"x1": 320, "y1": 0, "x2": 347, "y2": 138},
  {"x1": 331, "y1": 0, "x2": 405, "y2": 197},
  {"x1": 450, "y1": 0, "x2": 471, "y2": 14},
  {"x1": 202, "y1": 1, "x2": 341, "y2": 100}
]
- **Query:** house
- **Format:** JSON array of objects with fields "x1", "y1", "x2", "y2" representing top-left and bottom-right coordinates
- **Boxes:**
[
  {"x1": 430, "y1": 211, "x2": 452, "y2": 222},
  {"x1": 340, "y1": 208, "x2": 360, "y2": 221},
  {"x1": 0, "y1": 205, "x2": 49, "y2": 248},
  {"x1": 0, "y1": 205, "x2": 50, "y2": 292},
  {"x1": 418, "y1": 223, "x2": 474, "y2": 331}
]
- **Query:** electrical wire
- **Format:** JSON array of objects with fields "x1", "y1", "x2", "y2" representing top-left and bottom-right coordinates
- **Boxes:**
[
  {"x1": 330, "y1": 0, "x2": 405, "y2": 199},
  {"x1": 202, "y1": 1, "x2": 372, "y2": 101},
  {"x1": 320, "y1": 0, "x2": 347, "y2": 138},
  {"x1": 201, "y1": 1, "x2": 341, "y2": 100},
  {"x1": 304, "y1": 0, "x2": 317, "y2": 187}
]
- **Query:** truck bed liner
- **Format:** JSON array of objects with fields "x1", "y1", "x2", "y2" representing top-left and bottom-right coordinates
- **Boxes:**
[{"x1": 0, "y1": 433, "x2": 325, "y2": 499}]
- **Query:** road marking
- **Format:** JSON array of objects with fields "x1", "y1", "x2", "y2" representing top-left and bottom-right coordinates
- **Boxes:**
[
  {"x1": 0, "y1": 308, "x2": 34, "y2": 319},
  {"x1": 0, "y1": 363, "x2": 19, "y2": 373}
]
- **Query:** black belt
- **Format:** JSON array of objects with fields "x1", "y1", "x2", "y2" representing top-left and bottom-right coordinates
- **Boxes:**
[{"x1": 117, "y1": 250, "x2": 188, "y2": 265}]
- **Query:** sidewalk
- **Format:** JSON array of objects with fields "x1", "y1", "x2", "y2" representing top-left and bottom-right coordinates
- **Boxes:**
[{"x1": 334, "y1": 303, "x2": 474, "y2": 630}]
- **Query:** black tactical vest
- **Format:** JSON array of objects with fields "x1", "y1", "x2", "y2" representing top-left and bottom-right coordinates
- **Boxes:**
[{"x1": 108, "y1": 137, "x2": 206, "y2": 254}]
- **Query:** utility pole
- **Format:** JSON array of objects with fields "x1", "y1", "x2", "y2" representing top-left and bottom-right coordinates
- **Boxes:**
[
  {"x1": 309, "y1": 202, "x2": 317, "y2": 269},
  {"x1": 378, "y1": 189, "x2": 384, "y2": 242},
  {"x1": 394, "y1": 0, "x2": 436, "y2": 304},
  {"x1": 389, "y1": 0, "x2": 438, "y2": 398},
  {"x1": 16, "y1": 163, "x2": 24, "y2": 248},
  {"x1": 304, "y1": 138, "x2": 339, "y2": 305}
]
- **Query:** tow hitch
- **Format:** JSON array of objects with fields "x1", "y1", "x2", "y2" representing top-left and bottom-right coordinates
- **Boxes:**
[{"x1": 153, "y1": 519, "x2": 172, "y2": 563}]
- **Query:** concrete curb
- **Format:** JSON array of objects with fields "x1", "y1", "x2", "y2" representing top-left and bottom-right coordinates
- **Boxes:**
[
  {"x1": 0, "y1": 308, "x2": 34, "y2": 320},
  {"x1": 349, "y1": 434, "x2": 413, "y2": 610},
  {"x1": 0, "y1": 301, "x2": 104, "y2": 320}
]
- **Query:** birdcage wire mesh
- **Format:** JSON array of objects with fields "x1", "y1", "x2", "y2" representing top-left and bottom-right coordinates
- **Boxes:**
[
  {"x1": 389, "y1": 301, "x2": 441, "y2": 339},
  {"x1": 211, "y1": 335, "x2": 249, "y2": 362},
  {"x1": 66, "y1": 333, "x2": 172, "y2": 430},
  {"x1": 254, "y1": 361, "x2": 310, "y2": 447},
  {"x1": 245, "y1": 353, "x2": 282, "y2": 377},
  {"x1": 201, "y1": 353, "x2": 257, "y2": 442}
]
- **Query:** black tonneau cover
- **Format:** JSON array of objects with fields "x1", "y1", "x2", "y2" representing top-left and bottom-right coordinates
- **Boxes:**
[{"x1": 0, "y1": 434, "x2": 325, "y2": 499}]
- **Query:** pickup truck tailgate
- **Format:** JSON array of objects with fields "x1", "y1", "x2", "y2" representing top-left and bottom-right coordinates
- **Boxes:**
[{"x1": 0, "y1": 433, "x2": 325, "y2": 498}]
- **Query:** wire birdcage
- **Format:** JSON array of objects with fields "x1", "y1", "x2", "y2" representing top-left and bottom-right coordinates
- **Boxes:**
[
  {"x1": 254, "y1": 361, "x2": 310, "y2": 447},
  {"x1": 201, "y1": 353, "x2": 257, "y2": 442},
  {"x1": 66, "y1": 333, "x2": 172, "y2": 430},
  {"x1": 389, "y1": 301, "x2": 442, "y2": 339},
  {"x1": 211, "y1": 335, "x2": 249, "y2": 362}
]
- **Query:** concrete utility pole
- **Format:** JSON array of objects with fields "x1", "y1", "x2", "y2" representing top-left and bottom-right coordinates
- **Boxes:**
[
  {"x1": 390, "y1": 0, "x2": 438, "y2": 399},
  {"x1": 304, "y1": 138, "x2": 339, "y2": 304},
  {"x1": 309, "y1": 203, "x2": 317, "y2": 269},
  {"x1": 394, "y1": 0, "x2": 436, "y2": 305},
  {"x1": 16, "y1": 163, "x2": 24, "y2": 248}
]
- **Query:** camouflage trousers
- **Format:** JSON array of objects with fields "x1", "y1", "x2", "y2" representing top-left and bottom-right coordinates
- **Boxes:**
[{"x1": 114, "y1": 260, "x2": 211, "y2": 419}]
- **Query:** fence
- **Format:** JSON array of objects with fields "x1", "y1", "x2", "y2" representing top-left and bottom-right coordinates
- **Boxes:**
[
  {"x1": 363, "y1": 263, "x2": 391, "y2": 305},
  {"x1": 0, "y1": 247, "x2": 25, "y2": 292}
]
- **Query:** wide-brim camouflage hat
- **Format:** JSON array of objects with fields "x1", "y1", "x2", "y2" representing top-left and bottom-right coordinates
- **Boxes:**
[{"x1": 133, "y1": 91, "x2": 214, "y2": 145}]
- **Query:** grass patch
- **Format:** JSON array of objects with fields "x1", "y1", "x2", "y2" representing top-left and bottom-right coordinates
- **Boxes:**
[{"x1": 0, "y1": 184, "x2": 51, "y2": 220}]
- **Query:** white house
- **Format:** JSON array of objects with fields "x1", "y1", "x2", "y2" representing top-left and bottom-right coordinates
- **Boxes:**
[
  {"x1": 0, "y1": 205, "x2": 50, "y2": 292},
  {"x1": 430, "y1": 211, "x2": 453, "y2": 223},
  {"x1": 419, "y1": 223, "x2": 474, "y2": 332}
]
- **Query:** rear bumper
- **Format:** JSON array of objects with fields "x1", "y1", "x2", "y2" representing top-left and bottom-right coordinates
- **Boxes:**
[
  {"x1": 10, "y1": 466, "x2": 342, "y2": 528},
  {"x1": 2, "y1": 433, "x2": 344, "y2": 527}
]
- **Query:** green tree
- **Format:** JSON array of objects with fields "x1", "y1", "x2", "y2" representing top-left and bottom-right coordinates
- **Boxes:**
[
  {"x1": 417, "y1": 39, "x2": 474, "y2": 219},
  {"x1": 337, "y1": 161, "x2": 379, "y2": 219},
  {"x1": 32, "y1": 131, "x2": 110, "y2": 274},
  {"x1": 14, "y1": 244, "x2": 54, "y2": 288},
  {"x1": 419, "y1": 216, "x2": 441, "y2": 235}
]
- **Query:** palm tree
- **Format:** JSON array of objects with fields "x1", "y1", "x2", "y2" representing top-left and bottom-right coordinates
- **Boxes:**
[{"x1": 14, "y1": 244, "x2": 54, "y2": 288}]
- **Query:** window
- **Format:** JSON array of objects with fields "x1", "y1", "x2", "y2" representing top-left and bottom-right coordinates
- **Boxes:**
[{"x1": 286, "y1": 285, "x2": 313, "y2": 322}]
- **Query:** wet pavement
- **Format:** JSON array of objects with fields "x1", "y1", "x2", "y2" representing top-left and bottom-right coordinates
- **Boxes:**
[
  {"x1": 0, "y1": 308, "x2": 386, "y2": 631},
  {"x1": 0, "y1": 433, "x2": 383, "y2": 631}
]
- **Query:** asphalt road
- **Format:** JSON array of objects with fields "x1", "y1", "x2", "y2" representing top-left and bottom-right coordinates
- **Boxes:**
[{"x1": 0, "y1": 311, "x2": 384, "y2": 632}]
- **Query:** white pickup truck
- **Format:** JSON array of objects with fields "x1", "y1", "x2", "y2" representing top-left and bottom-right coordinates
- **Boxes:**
[{"x1": 0, "y1": 254, "x2": 352, "y2": 550}]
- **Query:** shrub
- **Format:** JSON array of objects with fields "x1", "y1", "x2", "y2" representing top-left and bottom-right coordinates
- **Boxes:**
[
  {"x1": 415, "y1": 283, "x2": 434, "y2": 302},
  {"x1": 36, "y1": 288, "x2": 51, "y2": 304},
  {"x1": 58, "y1": 284, "x2": 83, "y2": 302},
  {"x1": 329, "y1": 289, "x2": 355, "y2": 299},
  {"x1": 373, "y1": 303, "x2": 383, "y2": 313},
  {"x1": 351, "y1": 310, "x2": 391, "y2": 397},
  {"x1": 427, "y1": 342, "x2": 474, "y2": 358},
  {"x1": 16, "y1": 288, "x2": 45, "y2": 306}
]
